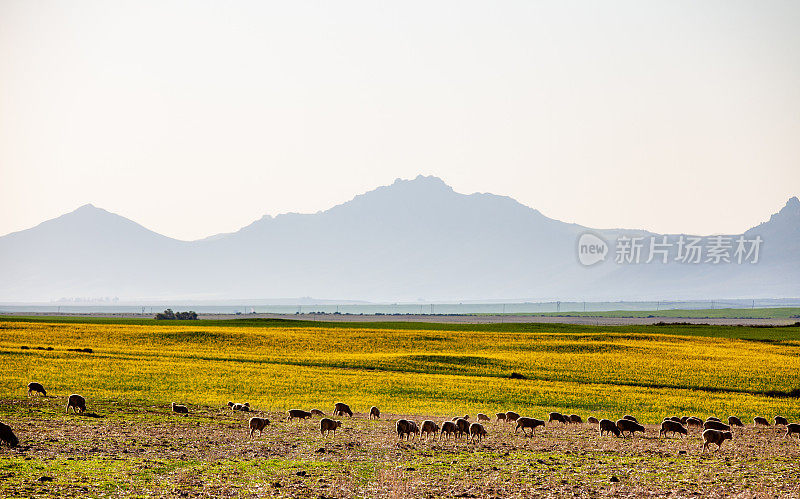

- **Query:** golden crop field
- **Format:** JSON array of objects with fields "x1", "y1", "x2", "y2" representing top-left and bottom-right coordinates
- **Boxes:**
[{"x1": 1, "y1": 318, "x2": 799, "y2": 422}]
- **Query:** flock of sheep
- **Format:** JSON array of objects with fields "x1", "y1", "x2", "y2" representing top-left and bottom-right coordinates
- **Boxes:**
[{"x1": 2, "y1": 382, "x2": 798, "y2": 456}]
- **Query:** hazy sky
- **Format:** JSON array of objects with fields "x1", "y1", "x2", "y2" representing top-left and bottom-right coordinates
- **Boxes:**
[{"x1": 1, "y1": 1, "x2": 798, "y2": 240}]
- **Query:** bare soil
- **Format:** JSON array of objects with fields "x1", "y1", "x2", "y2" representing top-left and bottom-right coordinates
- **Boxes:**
[{"x1": 1, "y1": 397, "x2": 799, "y2": 497}]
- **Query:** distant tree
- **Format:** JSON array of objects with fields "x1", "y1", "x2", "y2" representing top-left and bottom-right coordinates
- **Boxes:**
[
  {"x1": 155, "y1": 309, "x2": 176, "y2": 320},
  {"x1": 155, "y1": 309, "x2": 198, "y2": 320}
]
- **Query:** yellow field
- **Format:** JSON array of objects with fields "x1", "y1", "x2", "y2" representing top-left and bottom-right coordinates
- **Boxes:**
[{"x1": 1, "y1": 319, "x2": 799, "y2": 422}]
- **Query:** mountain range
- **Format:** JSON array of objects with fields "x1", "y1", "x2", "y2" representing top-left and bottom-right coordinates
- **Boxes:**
[{"x1": 1, "y1": 175, "x2": 797, "y2": 302}]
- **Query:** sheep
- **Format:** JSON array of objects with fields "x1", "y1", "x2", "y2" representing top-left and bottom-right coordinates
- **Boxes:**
[
  {"x1": 66, "y1": 394, "x2": 86, "y2": 413},
  {"x1": 455, "y1": 418, "x2": 470, "y2": 439},
  {"x1": 496, "y1": 412, "x2": 506, "y2": 422},
  {"x1": 470, "y1": 422, "x2": 487, "y2": 442},
  {"x1": 0, "y1": 422, "x2": 18, "y2": 448},
  {"x1": 587, "y1": 416, "x2": 599, "y2": 424},
  {"x1": 728, "y1": 416, "x2": 744, "y2": 427},
  {"x1": 680, "y1": 416, "x2": 690, "y2": 425},
  {"x1": 369, "y1": 406, "x2": 380, "y2": 419},
  {"x1": 248, "y1": 417, "x2": 270, "y2": 437},
  {"x1": 548, "y1": 412, "x2": 568, "y2": 425},
  {"x1": 505, "y1": 411, "x2": 520, "y2": 423},
  {"x1": 27, "y1": 382, "x2": 46, "y2": 397},
  {"x1": 310, "y1": 409, "x2": 325, "y2": 417},
  {"x1": 704, "y1": 420, "x2": 730, "y2": 432},
  {"x1": 171, "y1": 402, "x2": 188, "y2": 415},
  {"x1": 477, "y1": 413, "x2": 490, "y2": 422},
  {"x1": 320, "y1": 418, "x2": 342, "y2": 437},
  {"x1": 287, "y1": 409, "x2": 312, "y2": 421},
  {"x1": 333, "y1": 402, "x2": 353, "y2": 417},
  {"x1": 785, "y1": 423, "x2": 800, "y2": 439},
  {"x1": 706, "y1": 417, "x2": 721, "y2": 423},
  {"x1": 420, "y1": 420, "x2": 439, "y2": 440},
  {"x1": 396, "y1": 419, "x2": 413, "y2": 440},
  {"x1": 231, "y1": 402, "x2": 249, "y2": 412},
  {"x1": 686, "y1": 417, "x2": 704, "y2": 428},
  {"x1": 660, "y1": 420, "x2": 688, "y2": 438},
  {"x1": 515, "y1": 417, "x2": 545, "y2": 437},
  {"x1": 622, "y1": 415, "x2": 638, "y2": 423},
  {"x1": 775, "y1": 416, "x2": 789, "y2": 426},
  {"x1": 616, "y1": 418, "x2": 646, "y2": 437},
  {"x1": 668, "y1": 416, "x2": 682, "y2": 424},
  {"x1": 702, "y1": 429, "x2": 732, "y2": 453},
  {"x1": 440, "y1": 421, "x2": 457, "y2": 440},
  {"x1": 599, "y1": 419, "x2": 621, "y2": 437},
  {"x1": 754, "y1": 416, "x2": 770, "y2": 426},
  {"x1": 452, "y1": 414, "x2": 469, "y2": 421},
  {"x1": 227, "y1": 401, "x2": 234, "y2": 408},
  {"x1": 568, "y1": 414, "x2": 583, "y2": 424},
  {"x1": 408, "y1": 420, "x2": 420, "y2": 439}
]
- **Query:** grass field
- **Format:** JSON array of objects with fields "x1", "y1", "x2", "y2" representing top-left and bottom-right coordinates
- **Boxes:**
[
  {"x1": 1, "y1": 317, "x2": 800, "y2": 496},
  {"x1": 481, "y1": 307, "x2": 800, "y2": 319}
]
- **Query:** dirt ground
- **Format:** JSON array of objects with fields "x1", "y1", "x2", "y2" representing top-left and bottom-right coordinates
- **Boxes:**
[{"x1": 1, "y1": 397, "x2": 799, "y2": 498}]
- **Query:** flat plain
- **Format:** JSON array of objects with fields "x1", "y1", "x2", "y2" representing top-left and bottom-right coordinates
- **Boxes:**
[{"x1": 1, "y1": 317, "x2": 799, "y2": 497}]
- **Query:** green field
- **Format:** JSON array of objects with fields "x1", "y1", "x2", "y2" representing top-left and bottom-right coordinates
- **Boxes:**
[{"x1": 1, "y1": 317, "x2": 799, "y2": 497}]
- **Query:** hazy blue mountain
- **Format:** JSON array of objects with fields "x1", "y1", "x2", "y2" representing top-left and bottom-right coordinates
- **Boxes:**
[{"x1": 0, "y1": 176, "x2": 797, "y2": 302}]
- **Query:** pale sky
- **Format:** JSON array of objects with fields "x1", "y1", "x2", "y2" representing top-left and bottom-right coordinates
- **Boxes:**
[{"x1": 1, "y1": 1, "x2": 798, "y2": 241}]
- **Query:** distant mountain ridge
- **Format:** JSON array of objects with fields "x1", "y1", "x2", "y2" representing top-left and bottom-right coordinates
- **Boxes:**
[{"x1": 0, "y1": 176, "x2": 797, "y2": 302}]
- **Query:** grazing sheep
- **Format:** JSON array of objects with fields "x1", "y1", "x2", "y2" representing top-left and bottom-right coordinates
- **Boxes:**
[
  {"x1": 706, "y1": 417, "x2": 721, "y2": 423},
  {"x1": 231, "y1": 402, "x2": 250, "y2": 412},
  {"x1": 227, "y1": 401, "x2": 234, "y2": 408},
  {"x1": 440, "y1": 421, "x2": 457, "y2": 440},
  {"x1": 668, "y1": 416, "x2": 682, "y2": 424},
  {"x1": 171, "y1": 402, "x2": 188, "y2": 415},
  {"x1": 587, "y1": 416, "x2": 599, "y2": 424},
  {"x1": 754, "y1": 417, "x2": 770, "y2": 426},
  {"x1": 470, "y1": 422, "x2": 487, "y2": 442},
  {"x1": 0, "y1": 422, "x2": 18, "y2": 448},
  {"x1": 477, "y1": 413, "x2": 490, "y2": 422},
  {"x1": 680, "y1": 416, "x2": 690, "y2": 425},
  {"x1": 568, "y1": 414, "x2": 583, "y2": 424},
  {"x1": 66, "y1": 394, "x2": 86, "y2": 414},
  {"x1": 320, "y1": 418, "x2": 342, "y2": 437},
  {"x1": 452, "y1": 415, "x2": 470, "y2": 421},
  {"x1": 515, "y1": 417, "x2": 545, "y2": 437},
  {"x1": 455, "y1": 418, "x2": 471, "y2": 439},
  {"x1": 704, "y1": 420, "x2": 730, "y2": 432},
  {"x1": 702, "y1": 429, "x2": 732, "y2": 453},
  {"x1": 505, "y1": 411, "x2": 520, "y2": 423},
  {"x1": 420, "y1": 420, "x2": 439, "y2": 440},
  {"x1": 728, "y1": 416, "x2": 744, "y2": 427},
  {"x1": 248, "y1": 417, "x2": 270, "y2": 437},
  {"x1": 369, "y1": 406, "x2": 380, "y2": 419},
  {"x1": 548, "y1": 412, "x2": 568, "y2": 425},
  {"x1": 287, "y1": 409, "x2": 312, "y2": 421},
  {"x1": 496, "y1": 412, "x2": 506, "y2": 422},
  {"x1": 333, "y1": 402, "x2": 353, "y2": 417},
  {"x1": 785, "y1": 423, "x2": 800, "y2": 439},
  {"x1": 310, "y1": 409, "x2": 325, "y2": 417},
  {"x1": 686, "y1": 417, "x2": 704, "y2": 428},
  {"x1": 775, "y1": 416, "x2": 789, "y2": 426},
  {"x1": 660, "y1": 420, "x2": 688, "y2": 438},
  {"x1": 622, "y1": 415, "x2": 638, "y2": 423},
  {"x1": 396, "y1": 419, "x2": 413, "y2": 440},
  {"x1": 616, "y1": 418, "x2": 646, "y2": 437},
  {"x1": 27, "y1": 382, "x2": 46, "y2": 397},
  {"x1": 408, "y1": 420, "x2": 420, "y2": 439},
  {"x1": 599, "y1": 419, "x2": 621, "y2": 437}
]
